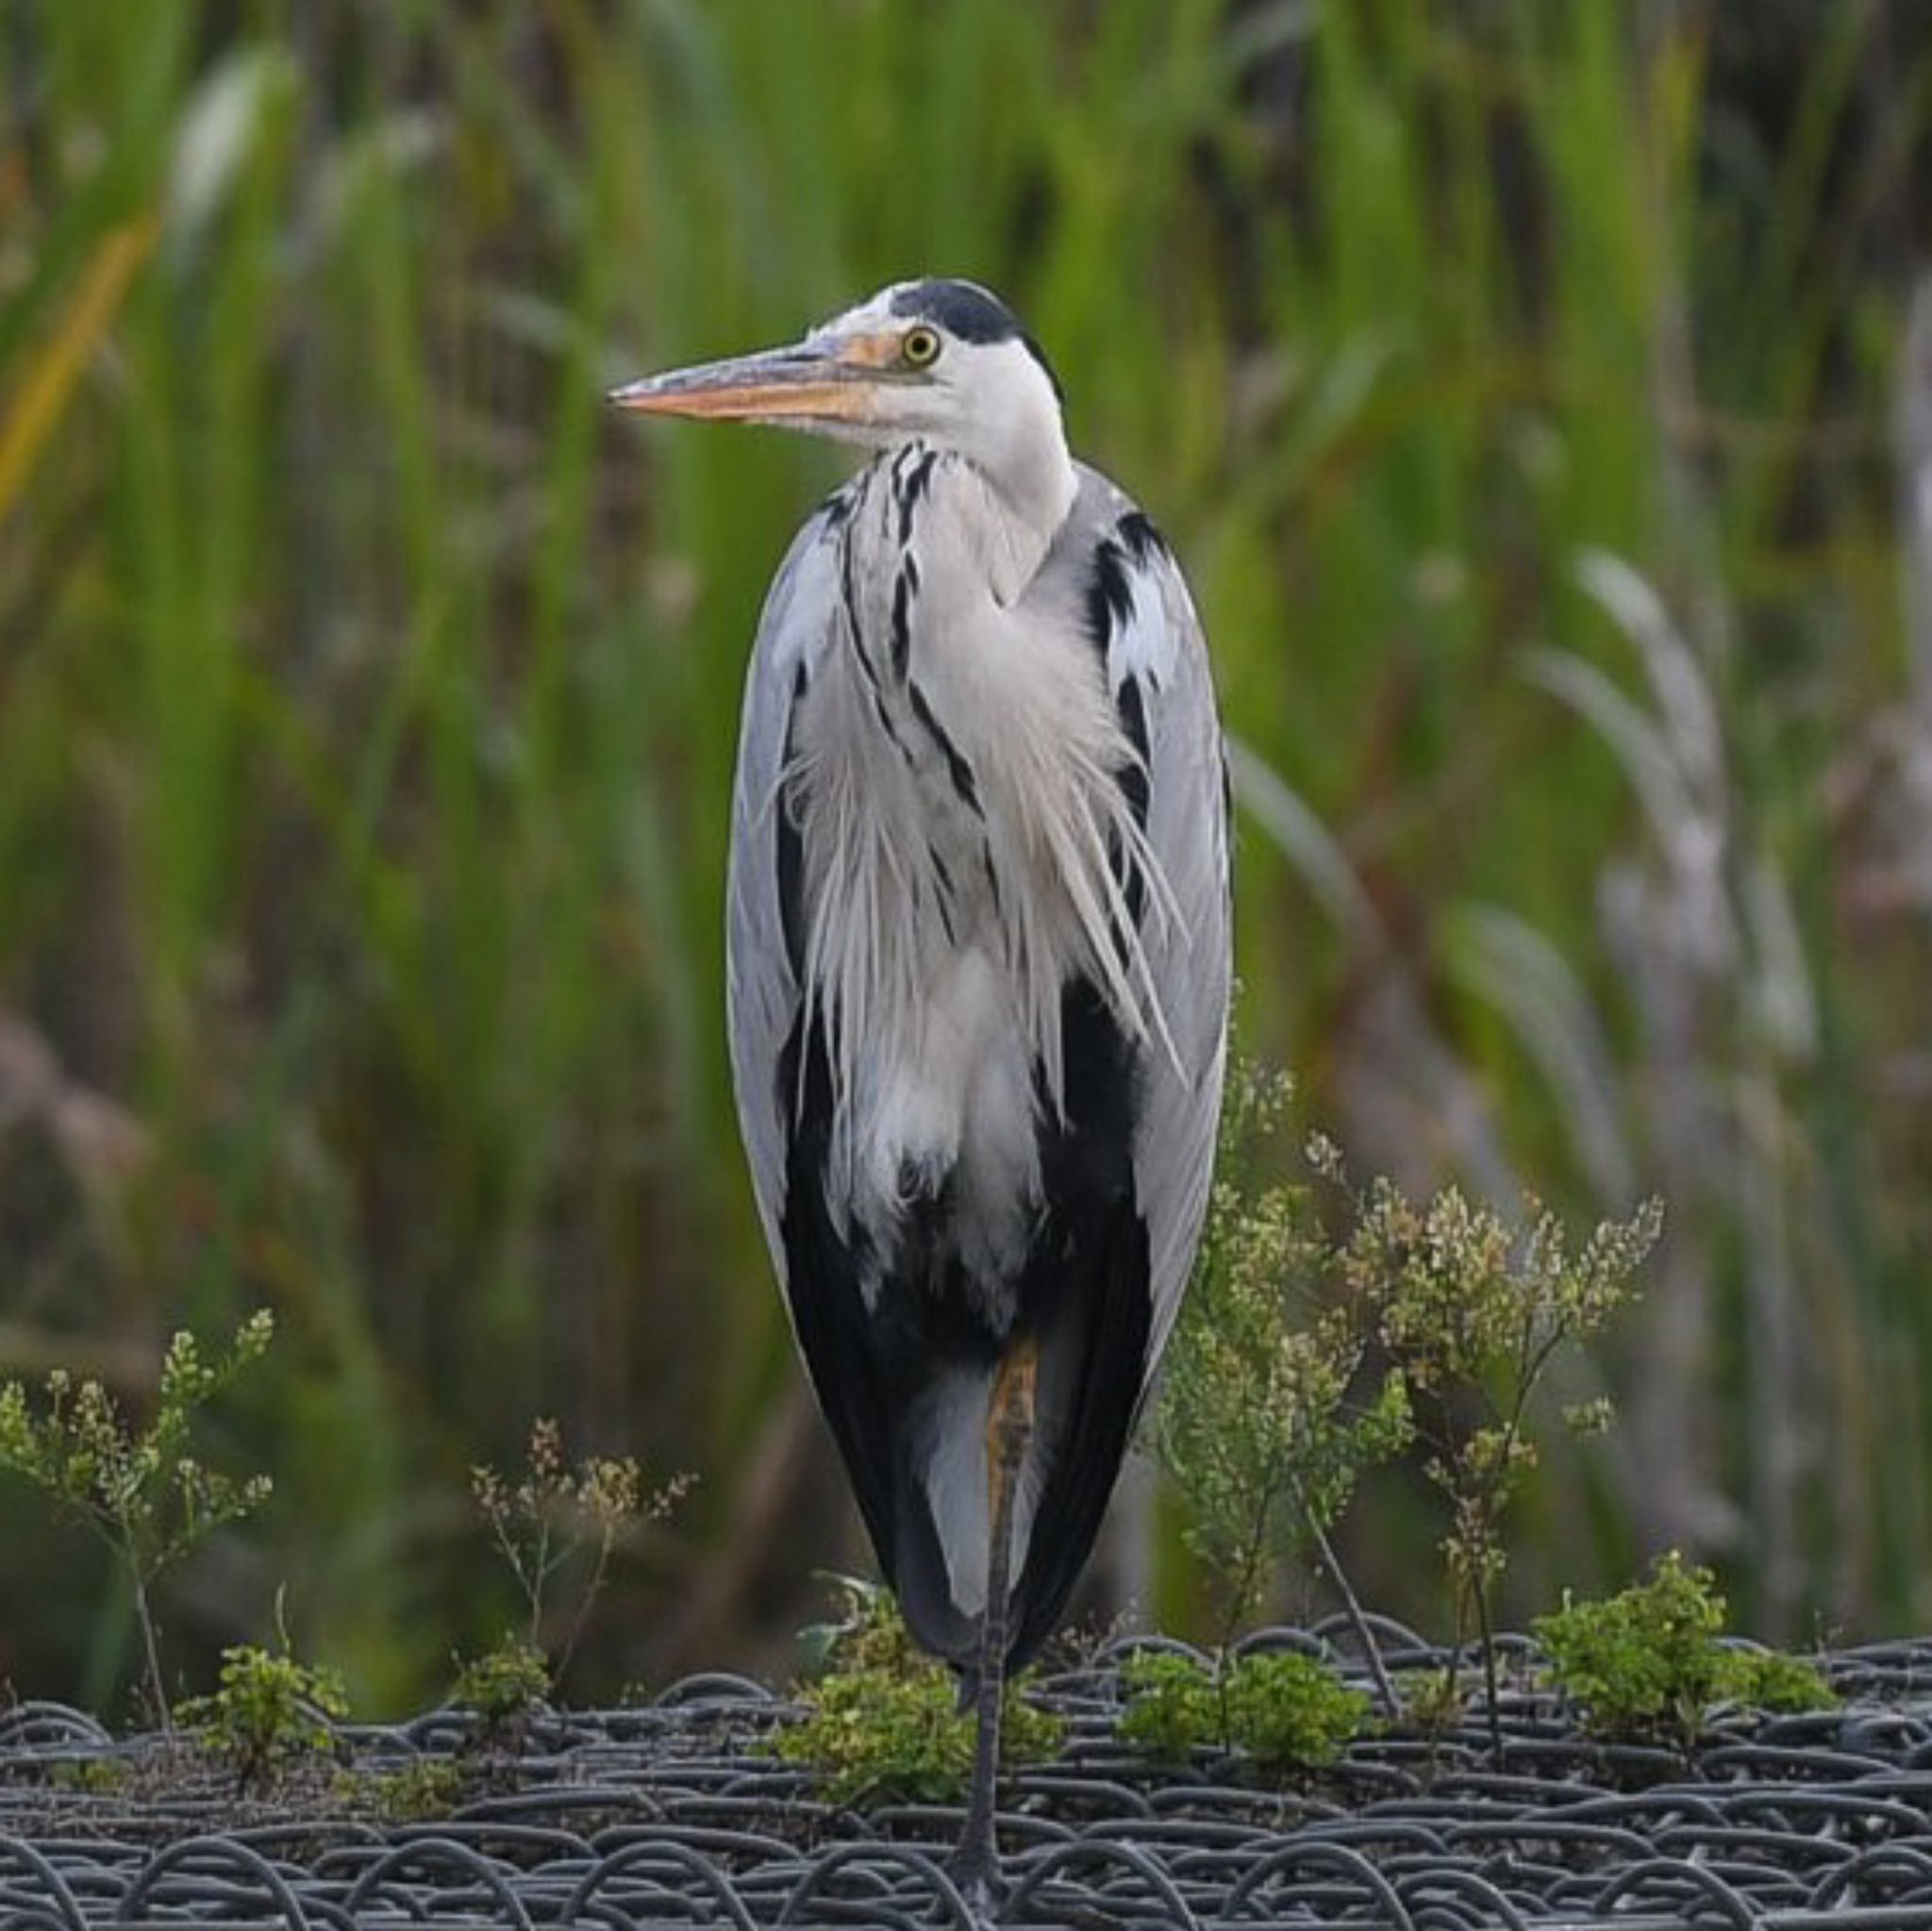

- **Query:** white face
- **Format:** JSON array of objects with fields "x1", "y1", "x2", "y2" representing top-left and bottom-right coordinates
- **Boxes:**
[
  {"x1": 611, "y1": 280, "x2": 1068, "y2": 484},
  {"x1": 793, "y1": 284, "x2": 1058, "y2": 462}
]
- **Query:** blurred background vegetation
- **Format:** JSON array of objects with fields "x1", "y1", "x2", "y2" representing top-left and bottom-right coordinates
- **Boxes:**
[{"x1": 3, "y1": 0, "x2": 1931, "y2": 1715}]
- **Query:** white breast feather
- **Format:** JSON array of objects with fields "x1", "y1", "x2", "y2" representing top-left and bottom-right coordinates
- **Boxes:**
[{"x1": 784, "y1": 465, "x2": 1181, "y2": 1295}]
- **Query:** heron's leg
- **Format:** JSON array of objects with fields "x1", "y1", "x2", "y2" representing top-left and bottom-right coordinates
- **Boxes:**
[{"x1": 952, "y1": 1340, "x2": 1038, "y2": 1909}]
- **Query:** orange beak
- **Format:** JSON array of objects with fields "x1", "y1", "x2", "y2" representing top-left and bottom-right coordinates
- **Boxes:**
[{"x1": 609, "y1": 331, "x2": 904, "y2": 426}]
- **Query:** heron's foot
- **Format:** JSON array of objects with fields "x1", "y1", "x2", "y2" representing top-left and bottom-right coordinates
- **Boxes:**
[{"x1": 947, "y1": 1837, "x2": 1005, "y2": 1924}]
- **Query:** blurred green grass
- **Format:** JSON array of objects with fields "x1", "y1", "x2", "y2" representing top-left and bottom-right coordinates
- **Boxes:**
[{"x1": 2, "y1": 0, "x2": 1930, "y2": 1710}]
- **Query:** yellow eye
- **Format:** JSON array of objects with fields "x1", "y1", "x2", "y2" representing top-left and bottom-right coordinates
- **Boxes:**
[{"x1": 902, "y1": 325, "x2": 941, "y2": 368}]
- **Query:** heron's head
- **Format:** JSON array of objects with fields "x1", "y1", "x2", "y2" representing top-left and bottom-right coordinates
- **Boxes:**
[{"x1": 611, "y1": 279, "x2": 1067, "y2": 479}]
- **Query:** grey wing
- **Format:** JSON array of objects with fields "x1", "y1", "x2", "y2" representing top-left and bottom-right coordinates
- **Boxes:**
[
  {"x1": 725, "y1": 500, "x2": 848, "y2": 1283},
  {"x1": 1105, "y1": 518, "x2": 1232, "y2": 1393}
]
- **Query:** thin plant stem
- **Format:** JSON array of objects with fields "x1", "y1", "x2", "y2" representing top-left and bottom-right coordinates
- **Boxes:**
[
  {"x1": 1293, "y1": 1476, "x2": 1397, "y2": 1716},
  {"x1": 554, "y1": 1530, "x2": 615, "y2": 1689},
  {"x1": 130, "y1": 1570, "x2": 171, "y2": 1734},
  {"x1": 1471, "y1": 1569, "x2": 1504, "y2": 1764}
]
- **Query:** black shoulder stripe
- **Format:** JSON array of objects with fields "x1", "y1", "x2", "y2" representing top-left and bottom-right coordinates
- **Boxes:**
[
  {"x1": 1116, "y1": 509, "x2": 1169, "y2": 564},
  {"x1": 1088, "y1": 523, "x2": 1163, "y2": 925},
  {"x1": 1109, "y1": 675, "x2": 1151, "y2": 927},
  {"x1": 1115, "y1": 675, "x2": 1151, "y2": 827},
  {"x1": 1085, "y1": 537, "x2": 1135, "y2": 660},
  {"x1": 1091, "y1": 510, "x2": 1172, "y2": 656}
]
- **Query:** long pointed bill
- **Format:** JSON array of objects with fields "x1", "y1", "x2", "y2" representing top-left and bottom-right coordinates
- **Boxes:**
[{"x1": 609, "y1": 333, "x2": 901, "y2": 426}]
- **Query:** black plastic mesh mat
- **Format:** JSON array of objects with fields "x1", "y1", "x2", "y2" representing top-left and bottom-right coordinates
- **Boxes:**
[{"x1": 7, "y1": 1620, "x2": 1932, "y2": 1927}]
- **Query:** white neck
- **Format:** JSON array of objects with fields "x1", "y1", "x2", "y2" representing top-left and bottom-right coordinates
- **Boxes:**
[
  {"x1": 933, "y1": 337, "x2": 1078, "y2": 604},
  {"x1": 956, "y1": 416, "x2": 1077, "y2": 605}
]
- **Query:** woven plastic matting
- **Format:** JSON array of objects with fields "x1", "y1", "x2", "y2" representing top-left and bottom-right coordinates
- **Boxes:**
[{"x1": 6, "y1": 1619, "x2": 1932, "y2": 1928}]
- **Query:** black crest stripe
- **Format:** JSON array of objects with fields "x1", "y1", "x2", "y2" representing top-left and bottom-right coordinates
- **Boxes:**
[
  {"x1": 888, "y1": 279, "x2": 1064, "y2": 401},
  {"x1": 889, "y1": 278, "x2": 1021, "y2": 343}
]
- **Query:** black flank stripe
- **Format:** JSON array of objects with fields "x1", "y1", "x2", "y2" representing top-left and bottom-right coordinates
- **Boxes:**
[
  {"x1": 775, "y1": 664, "x2": 809, "y2": 972},
  {"x1": 908, "y1": 679, "x2": 982, "y2": 816},
  {"x1": 1005, "y1": 976, "x2": 1151, "y2": 1671},
  {"x1": 838, "y1": 527, "x2": 876, "y2": 691},
  {"x1": 777, "y1": 1011, "x2": 899, "y2": 1581},
  {"x1": 929, "y1": 846, "x2": 957, "y2": 945},
  {"x1": 873, "y1": 688, "x2": 908, "y2": 757}
]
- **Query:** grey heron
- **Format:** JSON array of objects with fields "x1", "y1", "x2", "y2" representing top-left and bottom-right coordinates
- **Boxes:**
[{"x1": 613, "y1": 278, "x2": 1230, "y2": 1899}]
